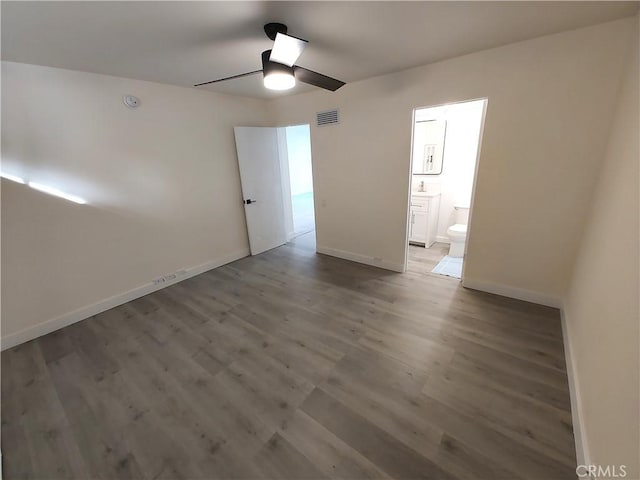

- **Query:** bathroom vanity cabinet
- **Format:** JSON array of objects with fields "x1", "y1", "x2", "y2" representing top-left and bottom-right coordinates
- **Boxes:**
[{"x1": 409, "y1": 193, "x2": 440, "y2": 247}]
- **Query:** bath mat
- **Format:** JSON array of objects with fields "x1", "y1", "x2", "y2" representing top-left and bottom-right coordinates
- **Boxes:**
[{"x1": 431, "y1": 255, "x2": 463, "y2": 279}]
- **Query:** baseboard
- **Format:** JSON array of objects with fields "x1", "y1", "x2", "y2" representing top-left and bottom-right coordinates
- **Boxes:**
[
  {"x1": 560, "y1": 306, "x2": 591, "y2": 471},
  {"x1": 316, "y1": 245, "x2": 405, "y2": 273},
  {"x1": 461, "y1": 278, "x2": 562, "y2": 308},
  {"x1": 0, "y1": 248, "x2": 250, "y2": 351},
  {"x1": 435, "y1": 235, "x2": 451, "y2": 244}
]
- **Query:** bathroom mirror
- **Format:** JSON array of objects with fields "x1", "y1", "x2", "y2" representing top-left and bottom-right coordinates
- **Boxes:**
[{"x1": 412, "y1": 119, "x2": 447, "y2": 175}]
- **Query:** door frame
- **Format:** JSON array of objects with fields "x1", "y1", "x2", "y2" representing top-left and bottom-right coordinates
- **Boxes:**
[
  {"x1": 403, "y1": 97, "x2": 489, "y2": 280},
  {"x1": 277, "y1": 123, "x2": 316, "y2": 242}
]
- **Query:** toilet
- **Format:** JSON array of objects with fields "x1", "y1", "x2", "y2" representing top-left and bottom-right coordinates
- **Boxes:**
[{"x1": 447, "y1": 205, "x2": 470, "y2": 258}]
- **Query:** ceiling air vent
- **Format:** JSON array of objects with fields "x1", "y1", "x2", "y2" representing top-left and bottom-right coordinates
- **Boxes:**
[{"x1": 316, "y1": 109, "x2": 339, "y2": 127}]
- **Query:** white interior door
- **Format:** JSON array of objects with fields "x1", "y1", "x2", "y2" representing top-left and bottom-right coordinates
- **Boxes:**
[{"x1": 234, "y1": 126, "x2": 287, "y2": 255}]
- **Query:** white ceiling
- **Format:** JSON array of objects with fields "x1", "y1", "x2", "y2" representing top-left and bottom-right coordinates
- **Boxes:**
[{"x1": 2, "y1": 1, "x2": 637, "y2": 99}]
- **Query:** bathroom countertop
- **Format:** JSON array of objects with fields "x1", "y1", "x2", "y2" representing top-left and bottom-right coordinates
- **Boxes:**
[{"x1": 411, "y1": 191, "x2": 441, "y2": 197}]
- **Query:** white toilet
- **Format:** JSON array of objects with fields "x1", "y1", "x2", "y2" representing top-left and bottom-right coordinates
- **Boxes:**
[{"x1": 447, "y1": 205, "x2": 470, "y2": 258}]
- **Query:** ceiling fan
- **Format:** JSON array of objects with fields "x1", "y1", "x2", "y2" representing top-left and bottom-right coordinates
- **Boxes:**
[{"x1": 194, "y1": 23, "x2": 345, "y2": 92}]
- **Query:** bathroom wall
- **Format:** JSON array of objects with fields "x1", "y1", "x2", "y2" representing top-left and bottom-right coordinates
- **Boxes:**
[{"x1": 411, "y1": 99, "x2": 485, "y2": 242}]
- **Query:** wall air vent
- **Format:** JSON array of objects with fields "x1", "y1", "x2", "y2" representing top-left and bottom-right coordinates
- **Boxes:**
[{"x1": 316, "y1": 109, "x2": 339, "y2": 127}]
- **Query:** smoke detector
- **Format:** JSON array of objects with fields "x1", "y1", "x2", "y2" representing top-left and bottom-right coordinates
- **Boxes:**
[{"x1": 123, "y1": 95, "x2": 140, "y2": 108}]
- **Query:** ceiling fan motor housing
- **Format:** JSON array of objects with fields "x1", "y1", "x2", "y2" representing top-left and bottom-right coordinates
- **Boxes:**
[{"x1": 264, "y1": 22, "x2": 288, "y2": 41}]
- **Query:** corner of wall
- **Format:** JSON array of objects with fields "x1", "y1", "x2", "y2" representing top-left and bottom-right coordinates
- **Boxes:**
[{"x1": 558, "y1": 14, "x2": 639, "y2": 477}]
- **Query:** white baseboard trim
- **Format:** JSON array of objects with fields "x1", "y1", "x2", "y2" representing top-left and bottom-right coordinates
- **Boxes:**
[
  {"x1": 560, "y1": 306, "x2": 591, "y2": 471},
  {"x1": 1, "y1": 248, "x2": 250, "y2": 351},
  {"x1": 435, "y1": 235, "x2": 451, "y2": 244},
  {"x1": 316, "y1": 245, "x2": 405, "y2": 273},
  {"x1": 461, "y1": 278, "x2": 562, "y2": 308}
]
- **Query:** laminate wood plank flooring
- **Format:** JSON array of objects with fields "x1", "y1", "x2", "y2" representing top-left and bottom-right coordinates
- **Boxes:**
[
  {"x1": 408, "y1": 243, "x2": 451, "y2": 275},
  {"x1": 2, "y1": 231, "x2": 576, "y2": 479}
]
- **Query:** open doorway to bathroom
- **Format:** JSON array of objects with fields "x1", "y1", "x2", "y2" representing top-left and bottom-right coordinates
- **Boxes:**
[
  {"x1": 281, "y1": 124, "x2": 316, "y2": 243},
  {"x1": 405, "y1": 98, "x2": 487, "y2": 280}
]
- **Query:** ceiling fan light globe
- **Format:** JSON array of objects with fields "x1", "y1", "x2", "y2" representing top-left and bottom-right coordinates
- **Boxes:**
[{"x1": 263, "y1": 72, "x2": 296, "y2": 90}]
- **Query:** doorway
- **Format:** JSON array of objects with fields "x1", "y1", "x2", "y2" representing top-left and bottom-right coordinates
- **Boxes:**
[
  {"x1": 282, "y1": 124, "x2": 315, "y2": 241},
  {"x1": 405, "y1": 98, "x2": 487, "y2": 280},
  {"x1": 234, "y1": 125, "x2": 315, "y2": 256}
]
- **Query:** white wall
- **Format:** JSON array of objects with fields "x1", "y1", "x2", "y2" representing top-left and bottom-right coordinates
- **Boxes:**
[
  {"x1": 269, "y1": 17, "x2": 635, "y2": 297},
  {"x1": 411, "y1": 100, "x2": 485, "y2": 241},
  {"x1": 285, "y1": 125, "x2": 313, "y2": 195},
  {"x1": 1, "y1": 61, "x2": 269, "y2": 347},
  {"x1": 563, "y1": 16, "x2": 639, "y2": 476}
]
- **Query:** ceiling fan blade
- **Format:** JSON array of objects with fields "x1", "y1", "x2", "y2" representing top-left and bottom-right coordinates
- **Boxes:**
[
  {"x1": 293, "y1": 66, "x2": 345, "y2": 91},
  {"x1": 270, "y1": 32, "x2": 308, "y2": 67},
  {"x1": 194, "y1": 70, "x2": 262, "y2": 87}
]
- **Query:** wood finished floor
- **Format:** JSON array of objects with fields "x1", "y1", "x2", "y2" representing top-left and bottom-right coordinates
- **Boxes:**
[
  {"x1": 407, "y1": 242, "x2": 452, "y2": 275},
  {"x1": 2, "y1": 232, "x2": 576, "y2": 480}
]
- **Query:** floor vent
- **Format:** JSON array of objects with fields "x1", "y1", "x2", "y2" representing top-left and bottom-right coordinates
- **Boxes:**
[{"x1": 316, "y1": 109, "x2": 339, "y2": 126}]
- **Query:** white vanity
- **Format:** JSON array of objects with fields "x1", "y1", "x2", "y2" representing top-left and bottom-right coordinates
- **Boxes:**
[{"x1": 409, "y1": 192, "x2": 441, "y2": 247}]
